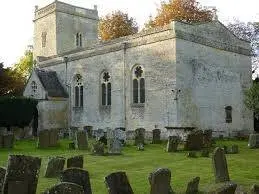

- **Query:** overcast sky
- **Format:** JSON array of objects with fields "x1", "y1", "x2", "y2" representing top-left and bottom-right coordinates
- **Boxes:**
[{"x1": 0, "y1": 0, "x2": 259, "y2": 67}]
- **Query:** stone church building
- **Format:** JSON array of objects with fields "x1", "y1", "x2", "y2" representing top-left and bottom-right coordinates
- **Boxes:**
[{"x1": 24, "y1": 0, "x2": 253, "y2": 137}]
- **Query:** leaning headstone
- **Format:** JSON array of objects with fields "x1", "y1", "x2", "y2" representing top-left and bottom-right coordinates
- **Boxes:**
[
  {"x1": 44, "y1": 182, "x2": 84, "y2": 194},
  {"x1": 184, "y1": 130, "x2": 203, "y2": 151},
  {"x1": 2, "y1": 155, "x2": 41, "y2": 194},
  {"x1": 92, "y1": 142, "x2": 105, "y2": 155},
  {"x1": 248, "y1": 134, "x2": 259, "y2": 148},
  {"x1": 152, "y1": 129, "x2": 161, "y2": 144},
  {"x1": 83, "y1": 126, "x2": 93, "y2": 138},
  {"x1": 212, "y1": 147, "x2": 230, "y2": 183},
  {"x1": 251, "y1": 184, "x2": 259, "y2": 194},
  {"x1": 166, "y1": 136, "x2": 180, "y2": 152},
  {"x1": 49, "y1": 129, "x2": 59, "y2": 147},
  {"x1": 137, "y1": 143, "x2": 144, "y2": 151},
  {"x1": 134, "y1": 128, "x2": 145, "y2": 145},
  {"x1": 149, "y1": 168, "x2": 172, "y2": 194},
  {"x1": 67, "y1": 155, "x2": 83, "y2": 169},
  {"x1": 3, "y1": 134, "x2": 14, "y2": 148},
  {"x1": 61, "y1": 168, "x2": 92, "y2": 194},
  {"x1": 0, "y1": 167, "x2": 6, "y2": 193},
  {"x1": 203, "y1": 129, "x2": 212, "y2": 148},
  {"x1": 45, "y1": 157, "x2": 65, "y2": 178},
  {"x1": 75, "y1": 131, "x2": 88, "y2": 150},
  {"x1": 38, "y1": 130, "x2": 50, "y2": 148},
  {"x1": 105, "y1": 171, "x2": 133, "y2": 194},
  {"x1": 186, "y1": 177, "x2": 200, "y2": 194},
  {"x1": 216, "y1": 182, "x2": 237, "y2": 194}
]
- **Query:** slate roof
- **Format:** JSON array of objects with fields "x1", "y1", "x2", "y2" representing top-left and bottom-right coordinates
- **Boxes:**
[{"x1": 35, "y1": 69, "x2": 68, "y2": 98}]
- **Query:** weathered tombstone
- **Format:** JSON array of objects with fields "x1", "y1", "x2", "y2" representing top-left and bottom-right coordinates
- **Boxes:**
[
  {"x1": 137, "y1": 143, "x2": 144, "y2": 151},
  {"x1": 92, "y1": 142, "x2": 105, "y2": 155},
  {"x1": 3, "y1": 155, "x2": 41, "y2": 194},
  {"x1": 49, "y1": 129, "x2": 59, "y2": 147},
  {"x1": 44, "y1": 182, "x2": 84, "y2": 194},
  {"x1": 212, "y1": 147, "x2": 230, "y2": 183},
  {"x1": 216, "y1": 182, "x2": 237, "y2": 194},
  {"x1": 0, "y1": 167, "x2": 6, "y2": 193},
  {"x1": 61, "y1": 168, "x2": 92, "y2": 194},
  {"x1": 166, "y1": 136, "x2": 180, "y2": 152},
  {"x1": 105, "y1": 171, "x2": 133, "y2": 194},
  {"x1": 134, "y1": 128, "x2": 145, "y2": 145},
  {"x1": 114, "y1": 128, "x2": 126, "y2": 145},
  {"x1": 67, "y1": 155, "x2": 83, "y2": 169},
  {"x1": 152, "y1": 129, "x2": 161, "y2": 144},
  {"x1": 203, "y1": 129, "x2": 212, "y2": 148},
  {"x1": 83, "y1": 126, "x2": 93, "y2": 138},
  {"x1": 148, "y1": 168, "x2": 172, "y2": 194},
  {"x1": 248, "y1": 134, "x2": 259, "y2": 148},
  {"x1": 251, "y1": 184, "x2": 259, "y2": 194},
  {"x1": 45, "y1": 157, "x2": 65, "y2": 178},
  {"x1": 184, "y1": 130, "x2": 203, "y2": 151},
  {"x1": 186, "y1": 177, "x2": 200, "y2": 194},
  {"x1": 75, "y1": 131, "x2": 88, "y2": 150},
  {"x1": 38, "y1": 130, "x2": 50, "y2": 148},
  {"x1": 107, "y1": 129, "x2": 122, "y2": 155},
  {"x1": 3, "y1": 134, "x2": 14, "y2": 148}
]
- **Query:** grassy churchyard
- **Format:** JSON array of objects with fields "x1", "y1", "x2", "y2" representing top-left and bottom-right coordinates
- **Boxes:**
[{"x1": 0, "y1": 139, "x2": 258, "y2": 193}]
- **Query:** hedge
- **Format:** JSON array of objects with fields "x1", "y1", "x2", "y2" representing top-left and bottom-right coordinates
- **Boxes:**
[{"x1": 0, "y1": 97, "x2": 38, "y2": 128}]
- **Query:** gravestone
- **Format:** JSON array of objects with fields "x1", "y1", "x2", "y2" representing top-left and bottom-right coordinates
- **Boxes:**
[
  {"x1": 212, "y1": 147, "x2": 230, "y2": 183},
  {"x1": 248, "y1": 134, "x2": 259, "y2": 148},
  {"x1": 203, "y1": 129, "x2": 212, "y2": 148},
  {"x1": 184, "y1": 130, "x2": 203, "y2": 151},
  {"x1": 186, "y1": 177, "x2": 200, "y2": 194},
  {"x1": 2, "y1": 155, "x2": 41, "y2": 194},
  {"x1": 137, "y1": 143, "x2": 144, "y2": 151},
  {"x1": 75, "y1": 131, "x2": 88, "y2": 150},
  {"x1": 61, "y1": 168, "x2": 92, "y2": 194},
  {"x1": 107, "y1": 129, "x2": 122, "y2": 155},
  {"x1": 0, "y1": 167, "x2": 6, "y2": 193},
  {"x1": 92, "y1": 142, "x2": 105, "y2": 155},
  {"x1": 45, "y1": 157, "x2": 65, "y2": 178},
  {"x1": 38, "y1": 130, "x2": 50, "y2": 148},
  {"x1": 251, "y1": 184, "x2": 259, "y2": 194},
  {"x1": 114, "y1": 128, "x2": 126, "y2": 145},
  {"x1": 67, "y1": 155, "x2": 83, "y2": 169},
  {"x1": 44, "y1": 182, "x2": 84, "y2": 194},
  {"x1": 49, "y1": 129, "x2": 59, "y2": 147},
  {"x1": 152, "y1": 129, "x2": 161, "y2": 144},
  {"x1": 70, "y1": 127, "x2": 78, "y2": 140},
  {"x1": 148, "y1": 168, "x2": 172, "y2": 194},
  {"x1": 83, "y1": 126, "x2": 93, "y2": 138},
  {"x1": 3, "y1": 134, "x2": 14, "y2": 148},
  {"x1": 105, "y1": 171, "x2": 133, "y2": 194},
  {"x1": 134, "y1": 128, "x2": 145, "y2": 145},
  {"x1": 166, "y1": 136, "x2": 180, "y2": 152},
  {"x1": 216, "y1": 182, "x2": 237, "y2": 194}
]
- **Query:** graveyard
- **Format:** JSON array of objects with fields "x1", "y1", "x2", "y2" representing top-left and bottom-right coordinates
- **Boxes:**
[{"x1": 0, "y1": 137, "x2": 258, "y2": 193}]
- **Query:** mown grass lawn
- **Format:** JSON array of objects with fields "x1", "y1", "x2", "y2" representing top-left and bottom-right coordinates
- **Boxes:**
[{"x1": 0, "y1": 139, "x2": 258, "y2": 193}]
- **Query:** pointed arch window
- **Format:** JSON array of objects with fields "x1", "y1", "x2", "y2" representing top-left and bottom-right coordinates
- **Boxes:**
[
  {"x1": 101, "y1": 72, "x2": 111, "y2": 106},
  {"x1": 132, "y1": 65, "x2": 145, "y2": 104},
  {"x1": 76, "y1": 33, "x2": 82, "y2": 47},
  {"x1": 74, "y1": 74, "x2": 83, "y2": 107}
]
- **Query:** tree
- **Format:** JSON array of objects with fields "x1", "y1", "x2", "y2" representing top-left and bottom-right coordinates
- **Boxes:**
[
  {"x1": 13, "y1": 50, "x2": 34, "y2": 79},
  {"x1": 244, "y1": 79, "x2": 259, "y2": 117},
  {"x1": 227, "y1": 20, "x2": 259, "y2": 75},
  {"x1": 98, "y1": 11, "x2": 138, "y2": 41},
  {"x1": 145, "y1": 0, "x2": 215, "y2": 28}
]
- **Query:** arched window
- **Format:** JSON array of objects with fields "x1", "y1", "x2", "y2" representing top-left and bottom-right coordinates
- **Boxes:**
[
  {"x1": 74, "y1": 74, "x2": 83, "y2": 107},
  {"x1": 76, "y1": 33, "x2": 82, "y2": 47},
  {"x1": 31, "y1": 81, "x2": 37, "y2": 96},
  {"x1": 101, "y1": 72, "x2": 111, "y2": 106},
  {"x1": 225, "y1": 106, "x2": 232, "y2": 123},
  {"x1": 132, "y1": 65, "x2": 145, "y2": 104}
]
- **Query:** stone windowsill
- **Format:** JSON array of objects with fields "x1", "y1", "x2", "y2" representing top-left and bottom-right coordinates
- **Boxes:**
[
  {"x1": 131, "y1": 103, "x2": 145, "y2": 108},
  {"x1": 73, "y1": 106, "x2": 83, "y2": 111}
]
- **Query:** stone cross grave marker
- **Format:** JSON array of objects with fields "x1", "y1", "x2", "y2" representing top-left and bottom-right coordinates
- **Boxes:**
[
  {"x1": 105, "y1": 171, "x2": 134, "y2": 194},
  {"x1": 61, "y1": 168, "x2": 92, "y2": 194},
  {"x1": 212, "y1": 147, "x2": 230, "y2": 183},
  {"x1": 2, "y1": 155, "x2": 41, "y2": 194}
]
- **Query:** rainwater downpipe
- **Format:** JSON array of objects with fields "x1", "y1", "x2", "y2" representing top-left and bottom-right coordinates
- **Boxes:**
[{"x1": 122, "y1": 42, "x2": 127, "y2": 129}]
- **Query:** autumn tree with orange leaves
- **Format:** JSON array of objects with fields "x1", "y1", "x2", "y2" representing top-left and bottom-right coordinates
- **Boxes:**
[
  {"x1": 98, "y1": 11, "x2": 138, "y2": 41},
  {"x1": 146, "y1": 0, "x2": 216, "y2": 28}
]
